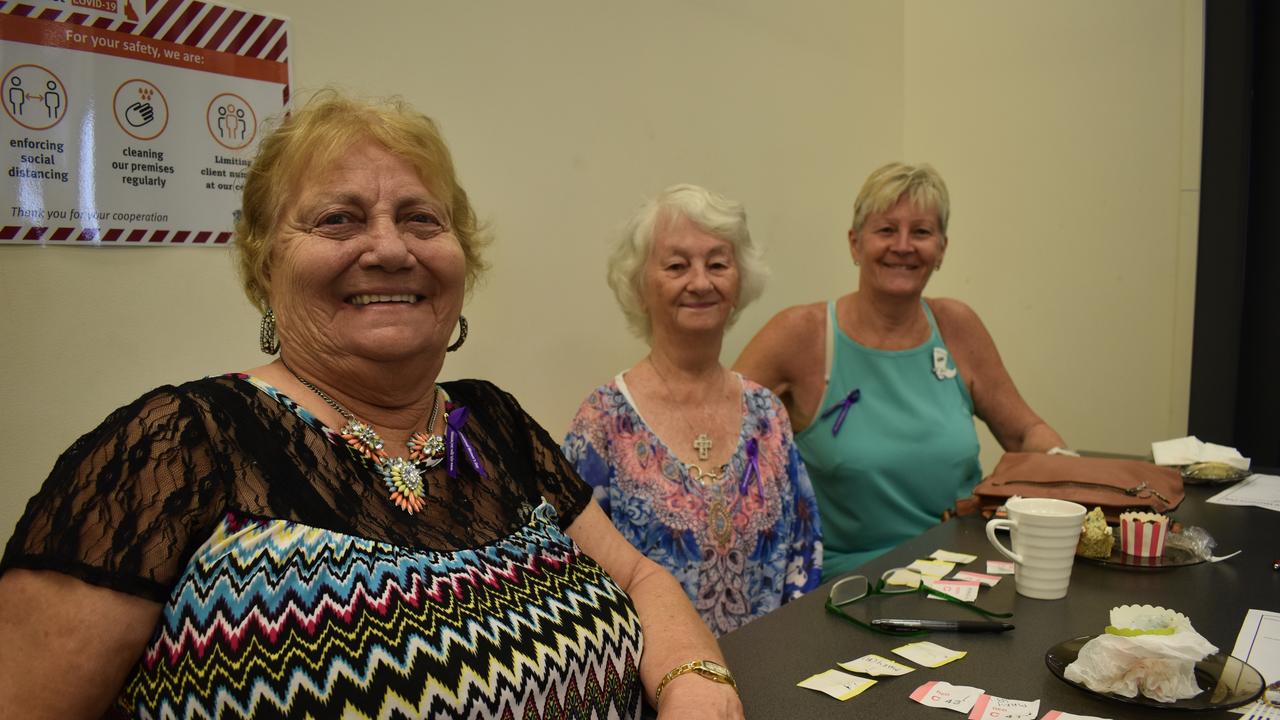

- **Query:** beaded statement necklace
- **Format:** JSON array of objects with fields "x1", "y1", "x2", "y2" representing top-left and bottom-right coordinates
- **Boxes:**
[
  {"x1": 290, "y1": 372, "x2": 444, "y2": 514},
  {"x1": 287, "y1": 366, "x2": 487, "y2": 514}
]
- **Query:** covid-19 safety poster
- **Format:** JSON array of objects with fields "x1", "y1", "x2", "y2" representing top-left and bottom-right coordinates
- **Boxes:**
[{"x1": 0, "y1": 0, "x2": 290, "y2": 245}]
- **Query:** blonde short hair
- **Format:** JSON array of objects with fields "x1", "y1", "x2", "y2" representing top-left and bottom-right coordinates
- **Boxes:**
[
  {"x1": 851, "y1": 162, "x2": 950, "y2": 236},
  {"x1": 607, "y1": 184, "x2": 768, "y2": 340},
  {"x1": 233, "y1": 89, "x2": 487, "y2": 311}
]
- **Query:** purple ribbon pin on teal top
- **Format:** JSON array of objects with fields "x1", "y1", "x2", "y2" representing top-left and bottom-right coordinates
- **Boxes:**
[
  {"x1": 820, "y1": 388, "x2": 861, "y2": 436},
  {"x1": 738, "y1": 437, "x2": 764, "y2": 499},
  {"x1": 445, "y1": 405, "x2": 487, "y2": 479}
]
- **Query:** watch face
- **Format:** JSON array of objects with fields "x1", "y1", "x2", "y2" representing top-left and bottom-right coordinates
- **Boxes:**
[
  {"x1": 694, "y1": 660, "x2": 735, "y2": 688},
  {"x1": 701, "y1": 660, "x2": 729, "y2": 674}
]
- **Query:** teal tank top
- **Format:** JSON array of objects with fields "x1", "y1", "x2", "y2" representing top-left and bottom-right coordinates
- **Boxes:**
[{"x1": 795, "y1": 300, "x2": 982, "y2": 580}]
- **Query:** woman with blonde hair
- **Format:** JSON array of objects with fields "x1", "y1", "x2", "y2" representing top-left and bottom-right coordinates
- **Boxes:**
[
  {"x1": 736, "y1": 162, "x2": 1065, "y2": 579},
  {"x1": 0, "y1": 94, "x2": 742, "y2": 719}
]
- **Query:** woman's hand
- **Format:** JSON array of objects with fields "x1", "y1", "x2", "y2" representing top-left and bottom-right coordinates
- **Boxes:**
[
  {"x1": 566, "y1": 502, "x2": 742, "y2": 716},
  {"x1": 657, "y1": 676, "x2": 745, "y2": 719}
]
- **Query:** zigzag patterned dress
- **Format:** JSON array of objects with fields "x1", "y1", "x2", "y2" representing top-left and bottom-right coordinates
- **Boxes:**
[{"x1": 2, "y1": 376, "x2": 644, "y2": 719}]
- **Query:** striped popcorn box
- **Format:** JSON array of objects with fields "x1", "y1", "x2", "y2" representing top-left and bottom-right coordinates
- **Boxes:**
[{"x1": 1119, "y1": 512, "x2": 1169, "y2": 557}]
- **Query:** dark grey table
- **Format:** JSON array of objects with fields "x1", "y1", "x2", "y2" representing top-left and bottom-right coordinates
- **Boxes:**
[{"x1": 720, "y1": 483, "x2": 1280, "y2": 719}]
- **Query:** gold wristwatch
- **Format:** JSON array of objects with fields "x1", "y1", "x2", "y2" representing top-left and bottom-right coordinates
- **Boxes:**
[{"x1": 654, "y1": 659, "x2": 737, "y2": 702}]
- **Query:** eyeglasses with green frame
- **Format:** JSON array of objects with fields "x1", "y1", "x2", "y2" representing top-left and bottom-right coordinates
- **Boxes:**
[{"x1": 824, "y1": 569, "x2": 1013, "y2": 636}]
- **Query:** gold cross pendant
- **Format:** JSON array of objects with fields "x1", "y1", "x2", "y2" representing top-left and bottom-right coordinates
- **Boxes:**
[{"x1": 693, "y1": 433, "x2": 713, "y2": 461}]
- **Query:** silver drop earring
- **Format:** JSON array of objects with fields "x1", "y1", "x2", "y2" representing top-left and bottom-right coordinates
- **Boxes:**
[
  {"x1": 259, "y1": 309, "x2": 280, "y2": 355},
  {"x1": 447, "y1": 315, "x2": 468, "y2": 352}
]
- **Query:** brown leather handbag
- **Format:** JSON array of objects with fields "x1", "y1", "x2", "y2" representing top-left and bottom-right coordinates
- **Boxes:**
[{"x1": 971, "y1": 453, "x2": 1185, "y2": 521}]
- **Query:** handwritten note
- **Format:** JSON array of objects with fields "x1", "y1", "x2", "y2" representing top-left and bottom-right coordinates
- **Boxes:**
[
  {"x1": 893, "y1": 641, "x2": 967, "y2": 667},
  {"x1": 796, "y1": 669, "x2": 876, "y2": 700},
  {"x1": 953, "y1": 570, "x2": 1001, "y2": 586},
  {"x1": 838, "y1": 654, "x2": 914, "y2": 676},
  {"x1": 987, "y1": 560, "x2": 1015, "y2": 575},
  {"x1": 967, "y1": 693, "x2": 1039, "y2": 719},
  {"x1": 924, "y1": 578, "x2": 981, "y2": 602},
  {"x1": 908, "y1": 559, "x2": 957, "y2": 577},
  {"x1": 931, "y1": 549, "x2": 979, "y2": 564},
  {"x1": 910, "y1": 680, "x2": 984, "y2": 712}
]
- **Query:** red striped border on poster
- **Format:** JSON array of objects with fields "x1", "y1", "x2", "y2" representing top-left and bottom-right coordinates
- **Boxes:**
[{"x1": 0, "y1": 0, "x2": 290, "y2": 245}]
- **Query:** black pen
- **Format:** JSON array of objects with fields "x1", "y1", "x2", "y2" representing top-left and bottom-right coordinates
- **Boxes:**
[{"x1": 871, "y1": 619, "x2": 1014, "y2": 633}]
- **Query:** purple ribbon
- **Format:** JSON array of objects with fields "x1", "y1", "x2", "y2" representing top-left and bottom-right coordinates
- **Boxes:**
[
  {"x1": 445, "y1": 405, "x2": 487, "y2": 479},
  {"x1": 820, "y1": 388, "x2": 861, "y2": 437},
  {"x1": 738, "y1": 437, "x2": 764, "y2": 499}
]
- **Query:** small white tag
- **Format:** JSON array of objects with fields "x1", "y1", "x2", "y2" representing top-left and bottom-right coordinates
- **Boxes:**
[
  {"x1": 910, "y1": 680, "x2": 984, "y2": 712},
  {"x1": 924, "y1": 578, "x2": 981, "y2": 602},
  {"x1": 894, "y1": 641, "x2": 967, "y2": 668},
  {"x1": 987, "y1": 560, "x2": 1015, "y2": 575},
  {"x1": 931, "y1": 549, "x2": 978, "y2": 564},
  {"x1": 953, "y1": 570, "x2": 1001, "y2": 587},
  {"x1": 907, "y1": 559, "x2": 956, "y2": 577},
  {"x1": 933, "y1": 346, "x2": 958, "y2": 380},
  {"x1": 838, "y1": 654, "x2": 915, "y2": 676},
  {"x1": 968, "y1": 694, "x2": 1040, "y2": 720},
  {"x1": 885, "y1": 568, "x2": 924, "y2": 588},
  {"x1": 796, "y1": 669, "x2": 876, "y2": 700}
]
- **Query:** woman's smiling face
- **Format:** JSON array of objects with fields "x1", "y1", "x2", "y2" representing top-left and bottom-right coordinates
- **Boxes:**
[
  {"x1": 267, "y1": 139, "x2": 466, "y2": 366},
  {"x1": 642, "y1": 214, "x2": 740, "y2": 341},
  {"x1": 850, "y1": 195, "x2": 946, "y2": 299}
]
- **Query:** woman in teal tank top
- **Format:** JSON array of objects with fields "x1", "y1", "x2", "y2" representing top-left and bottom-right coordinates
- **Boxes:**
[{"x1": 736, "y1": 162, "x2": 1067, "y2": 579}]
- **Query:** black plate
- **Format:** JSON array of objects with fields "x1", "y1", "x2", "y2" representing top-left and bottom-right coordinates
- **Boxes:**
[
  {"x1": 1045, "y1": 635, "x2": 1265, "y2": 711},
  {"x1": 1078, "y1": 529, "x2": 1203, "y2": 570}
]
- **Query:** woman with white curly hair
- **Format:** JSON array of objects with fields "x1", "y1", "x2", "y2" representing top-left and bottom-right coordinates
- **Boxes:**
[{"x1": 563, "y1": 184, "x2": 822, "y2": 636}]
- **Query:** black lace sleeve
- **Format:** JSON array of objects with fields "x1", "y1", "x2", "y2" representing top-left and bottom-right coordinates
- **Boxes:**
[
  {"x1": 448, "y1": 380, "x2": 592, "y2": 530},
  {"x1": 513, "y1": 389, "x2": 594, "y2": 528},
  {"x1": 1, "y1": 387, "x2": 227, "y2": 601}
]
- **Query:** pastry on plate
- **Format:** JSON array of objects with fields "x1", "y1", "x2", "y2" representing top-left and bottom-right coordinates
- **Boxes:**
[{"x1": 1077, "y1": 506, "x2": 1115, "y2": 558}]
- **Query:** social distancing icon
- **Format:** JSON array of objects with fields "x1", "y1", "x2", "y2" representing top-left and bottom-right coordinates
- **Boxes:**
[{"x1": 3, "y1": 64, "x2": 68, "y2": 131}]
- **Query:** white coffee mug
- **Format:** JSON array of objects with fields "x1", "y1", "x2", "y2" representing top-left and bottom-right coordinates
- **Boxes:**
[{"x1": 985, "y1": 497, "x2": 1086, "y2": 600}]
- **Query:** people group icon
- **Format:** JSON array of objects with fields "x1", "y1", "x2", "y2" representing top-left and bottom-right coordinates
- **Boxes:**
[
  {"x1": 215, "y1": 102, "x2": 249, "y2": 141},
  {"x1": 205, "y1": 92, "x2": 256, "y2": 149}
]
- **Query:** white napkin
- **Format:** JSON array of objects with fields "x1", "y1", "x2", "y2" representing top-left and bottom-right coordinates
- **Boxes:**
[
  {"x1": 1151, "y1": 436, "x2": 1250, "y2": 470},
  {"x1": 1064, "y1": 606, "x2": 1218, "y2": 703},
  {"x1": 1063, "y1": 630, "x2": 1217, "y2": 702}
]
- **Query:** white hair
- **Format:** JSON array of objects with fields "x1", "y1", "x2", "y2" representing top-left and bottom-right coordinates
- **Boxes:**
[{"x1": 607, "y1": 184, "x2": 769, "y2": 340}]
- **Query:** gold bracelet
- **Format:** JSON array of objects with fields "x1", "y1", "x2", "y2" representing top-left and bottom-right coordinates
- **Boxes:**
[{"x1": 654, "y1": 659, "x2": 737, "y2": 703}]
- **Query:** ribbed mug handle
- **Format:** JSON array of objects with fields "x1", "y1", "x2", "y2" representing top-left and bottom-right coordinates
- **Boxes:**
[{"x1": 985, "y1": 518, "x2": 1023, "y2": 564}]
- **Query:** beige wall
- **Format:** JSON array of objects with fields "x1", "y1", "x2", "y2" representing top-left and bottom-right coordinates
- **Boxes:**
[
  {"x1": 0, "y1": 0, "x2": 1202, "y2": 546},
  {"x1": 901, "y1": 0, "x2": 1203, "y2": 470}
]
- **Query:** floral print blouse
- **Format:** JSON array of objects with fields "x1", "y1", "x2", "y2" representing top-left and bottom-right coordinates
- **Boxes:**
[{"x1": 563, "y1": 374, "x2": 822, "y2": 635}]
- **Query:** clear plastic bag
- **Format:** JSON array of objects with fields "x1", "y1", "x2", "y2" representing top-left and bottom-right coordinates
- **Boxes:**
[{"x1": 1164, "y1": 526, "x2": 1217, "y2": 561}]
